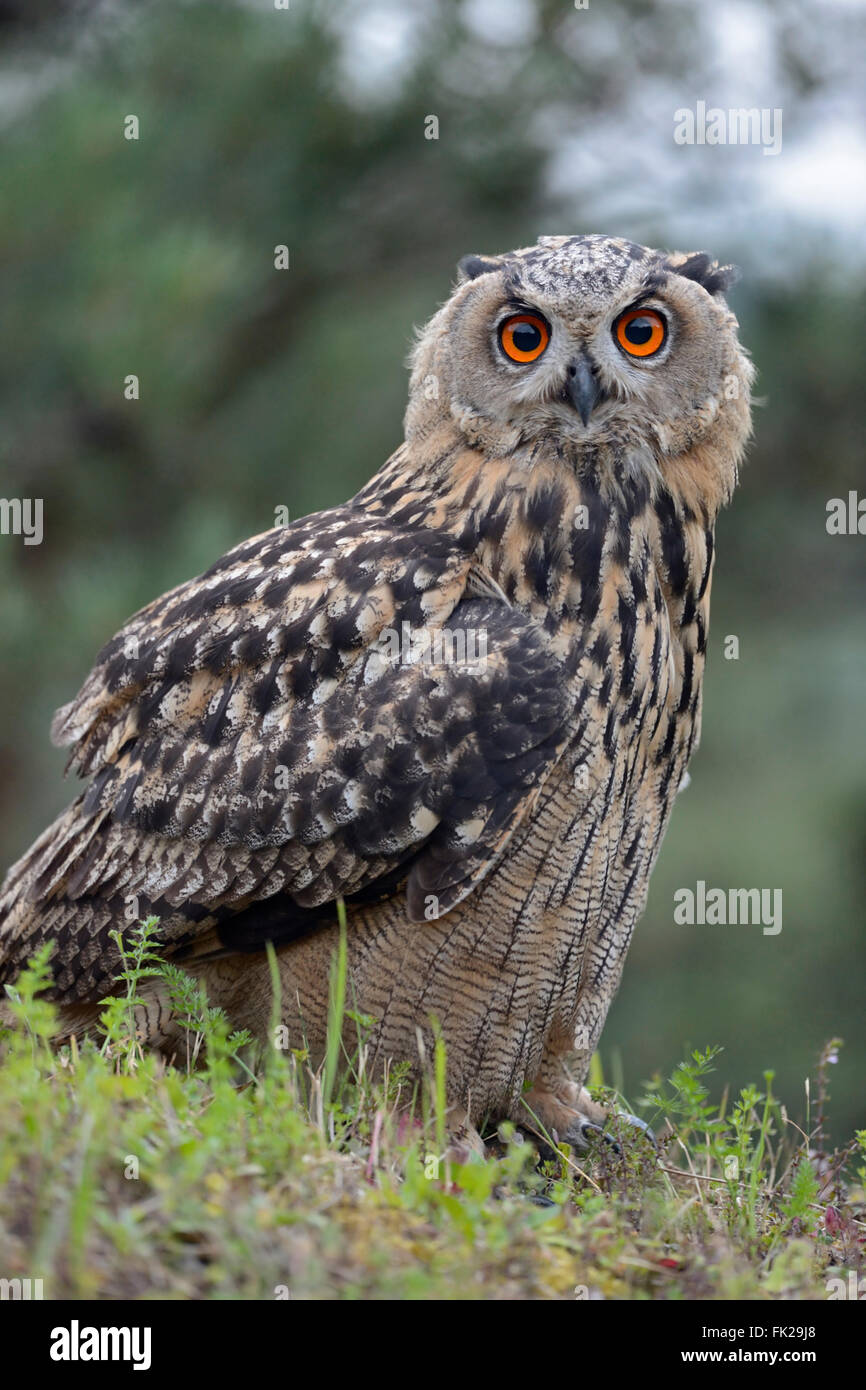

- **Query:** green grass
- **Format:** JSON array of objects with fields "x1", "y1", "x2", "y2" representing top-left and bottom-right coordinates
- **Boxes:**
[{"x1": 0, "y1": 923, "x2": 863, "y2": 1301}]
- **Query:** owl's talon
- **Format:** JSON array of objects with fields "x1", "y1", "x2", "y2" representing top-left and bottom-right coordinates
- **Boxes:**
[
  {"x1": 579, "y1": 1119, "x2": 614, "y2": 1147},
  {"x1": 614, "y1": 1111, "x2": 658, "y2": 1148},
  {"x1": 567, "y1": 1112, "x2": 657, "y2": 1157}
]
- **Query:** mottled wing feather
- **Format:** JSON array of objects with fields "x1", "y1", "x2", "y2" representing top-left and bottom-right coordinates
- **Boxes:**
[
  {"x1": 4, "y1": 504, "x2": 585, "y2": 1000},
  {"x1": 74, "y1": 595, "x2": 576, "y2": 921},
  {"x1": 52, "y1": 505, "x2": 469, "y2": 778}
]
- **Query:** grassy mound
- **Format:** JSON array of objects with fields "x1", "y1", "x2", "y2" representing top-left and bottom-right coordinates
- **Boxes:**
[{"x1": 1, "y1": 922, "x2": 862, "y2": 1300}]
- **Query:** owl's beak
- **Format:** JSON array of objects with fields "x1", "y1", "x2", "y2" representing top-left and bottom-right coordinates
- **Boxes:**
[{"x1": 565, "y1": 354, "x2": 605, "y2": 425}]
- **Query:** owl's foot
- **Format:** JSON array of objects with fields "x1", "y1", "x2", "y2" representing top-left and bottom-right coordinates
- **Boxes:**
[
  {"x1": 519, "y1": 1081, "x2": 656, "y2": 1155},
  {"x1": 446, "y1": 1108, "x2": 487, "y2": 1164}
]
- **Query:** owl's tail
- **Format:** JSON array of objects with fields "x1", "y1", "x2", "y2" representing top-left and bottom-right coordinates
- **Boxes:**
[
  {"x1": 0, "y1": 796, "x2": 200, "y2": 1010},
  {"x1": 0, "y1": 798, "x2": 114, "y2": 1001}
]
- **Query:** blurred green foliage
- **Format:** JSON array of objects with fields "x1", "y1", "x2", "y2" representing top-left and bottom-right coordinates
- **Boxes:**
[{"x1": 0, "y1": 0, "x2": 863, "y2": 1139}]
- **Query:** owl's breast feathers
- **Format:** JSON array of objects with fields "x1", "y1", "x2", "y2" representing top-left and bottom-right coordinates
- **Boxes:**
[{"x1": 0, "y1": 441, "x2": 710, "y2": 1001}]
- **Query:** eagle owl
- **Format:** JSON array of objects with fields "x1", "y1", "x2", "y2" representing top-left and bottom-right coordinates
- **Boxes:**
[{"x1": 0, "y1": 235, "x2": 753, "y2": 1149}]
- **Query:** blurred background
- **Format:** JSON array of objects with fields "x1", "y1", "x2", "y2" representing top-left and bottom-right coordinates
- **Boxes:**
[{"x1": 0, "y1": 0, "x2": 863, "y2": 1139}]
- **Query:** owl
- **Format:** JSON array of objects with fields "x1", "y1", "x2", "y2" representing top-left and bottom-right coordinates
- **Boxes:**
[{"x1": 0, "y1": 235, "x2": 753, "y2": 1151}]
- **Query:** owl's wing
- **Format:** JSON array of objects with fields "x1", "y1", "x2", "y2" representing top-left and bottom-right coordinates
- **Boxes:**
[{"x1": 36, "y1": 503, "x2": 581, "y2": 968}]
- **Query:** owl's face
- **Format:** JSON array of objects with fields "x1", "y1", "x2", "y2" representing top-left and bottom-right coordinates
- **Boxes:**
[{"x1": 408, "y1": 235, "x2": 753, "y2": 506}]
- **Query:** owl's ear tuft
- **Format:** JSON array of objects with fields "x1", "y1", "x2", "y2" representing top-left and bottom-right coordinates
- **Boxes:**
[
  {"x1": 668, "y1": 251, "x2": 740, "y2": 296},
  {"x1": 457, "y1": 254, "x2": 502, "y2": 283}
]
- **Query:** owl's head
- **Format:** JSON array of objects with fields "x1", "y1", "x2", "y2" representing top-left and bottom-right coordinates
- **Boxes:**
[{"x1": 407, "y1": 235, "x2": 753, "y2": 514}]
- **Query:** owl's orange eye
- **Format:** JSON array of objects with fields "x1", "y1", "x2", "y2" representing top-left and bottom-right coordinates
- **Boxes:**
[
  {"x1": 614, "y1": 308, "x2": 667, "y2": 358},
  {"x1": 499, "y1": 313, "x2": 550, "y2": 363}
]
